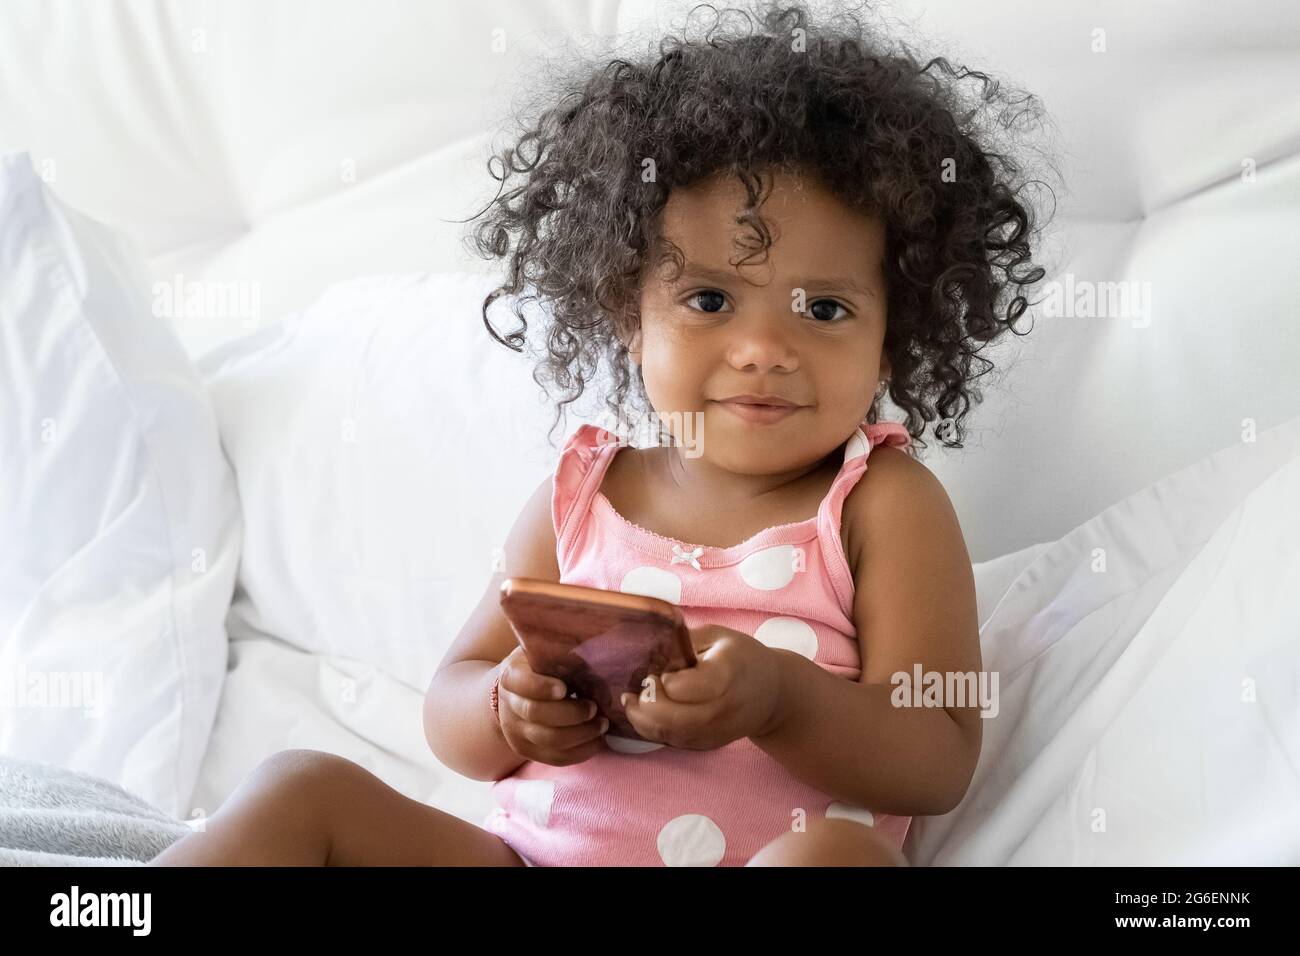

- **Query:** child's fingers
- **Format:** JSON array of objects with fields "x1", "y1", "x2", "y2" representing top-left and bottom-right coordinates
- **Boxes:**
[
  {"x1": 503, "y1": 690, "x2": 598, "y2": 728},
  {"x1": 654, "y1": 664, "x2": 719, "y2": 703},
  {"x1": 500, "y1": 654, "x2": 568, "y2": 702},
  {"x1": 506, "y1": 709, "x2": 608, "y2": 766},
  {"x1": 528, "y1": 716, "x2": 609, "y2": 753}
]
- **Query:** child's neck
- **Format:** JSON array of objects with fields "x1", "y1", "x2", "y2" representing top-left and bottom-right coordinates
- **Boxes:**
[{"x1": 653, "y1": 439, "x2": 840, "y2": 513}]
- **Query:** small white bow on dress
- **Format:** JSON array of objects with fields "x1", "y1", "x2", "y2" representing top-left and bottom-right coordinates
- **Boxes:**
[{"x1": 670, "y1": 543, "x2": 703, "y2": 570}]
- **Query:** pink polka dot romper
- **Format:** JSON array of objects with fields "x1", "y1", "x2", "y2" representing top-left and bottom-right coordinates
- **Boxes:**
[{"x1": 483, "y1": 419, "x2": 914, "y2": 866}]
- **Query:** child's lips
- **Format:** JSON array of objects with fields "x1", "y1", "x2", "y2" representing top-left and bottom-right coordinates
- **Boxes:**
[{"x1": 711, "y1": 399, "x2": 803, "y2": 424}]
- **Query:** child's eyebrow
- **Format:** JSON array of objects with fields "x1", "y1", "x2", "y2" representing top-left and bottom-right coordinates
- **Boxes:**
[{"x1": 671, "y1": 263, "x2": 877, "y2": 300}]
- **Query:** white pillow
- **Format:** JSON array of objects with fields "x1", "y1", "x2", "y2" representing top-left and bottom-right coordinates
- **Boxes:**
[
  {"x1": 196, "y1": 272, "x2": 587, "y2": 691},
  {"x1": 0, "y1": 151, "x2": 241, "y2": 818}
]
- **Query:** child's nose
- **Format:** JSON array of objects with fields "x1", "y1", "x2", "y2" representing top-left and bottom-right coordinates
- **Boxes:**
[{"x1": 724, "y1": 312, "x2": 800, "y2": 373}]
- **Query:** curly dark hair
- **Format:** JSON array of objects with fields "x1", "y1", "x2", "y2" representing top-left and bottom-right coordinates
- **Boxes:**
[{"x1": 465, "y1": 0, "x2": 1058, "y2": 452}]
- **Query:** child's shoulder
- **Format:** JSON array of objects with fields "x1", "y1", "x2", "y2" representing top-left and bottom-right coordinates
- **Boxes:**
[{"x1": 841, "y1": 444, "x2": 960, "y2": 577}]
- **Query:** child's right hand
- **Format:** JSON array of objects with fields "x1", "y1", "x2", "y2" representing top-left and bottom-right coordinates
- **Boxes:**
[{"x1": 496, "y1": 646, "x2": 608, "y2": 767}]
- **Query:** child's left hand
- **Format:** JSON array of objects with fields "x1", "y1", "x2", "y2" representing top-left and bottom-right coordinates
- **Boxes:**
[{"x1": 620, "y1": 625, "x2": 786, "y2": 750}]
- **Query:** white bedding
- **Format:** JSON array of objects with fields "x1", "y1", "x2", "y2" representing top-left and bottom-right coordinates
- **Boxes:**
[
  {"x1": 911, "y1": 415, "x2": 1300, "y2": 865},
  {"x1": 0, "y1": 152, "x2": 240, "y2": 819}
]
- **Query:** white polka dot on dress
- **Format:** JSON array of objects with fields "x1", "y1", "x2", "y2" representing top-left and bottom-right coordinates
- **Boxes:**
[
  {"x1": 826, "y1": 801, "x2": 875, "y2": 828},
  {"x1": 753, "y1": 616, "x2": 820, "y2": 658},
  {"x1": 737, "y1": 544, "x2": 799, "y2": 590},
  {"x1": 620, "y1": 566, "x2": 682, "y2": 603},
  {"x1": 604, "y1": 734, "x2": 665, "y2": 754},
  {"x1": 514, "y1": 780, "x2": 556, "y2": 828},
  {"x1": 657, "y1": 813, "x2": 727, "y2": 866}
]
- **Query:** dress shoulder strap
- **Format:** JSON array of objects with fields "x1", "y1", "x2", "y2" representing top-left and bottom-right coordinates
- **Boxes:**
[
  {"x1": 825, "y1": 420, "x2": 911, "y2": 532},
  {"x1": 552, "y1": 424, "x2": 621, "y2": 566},
  {"x1": 850, "y1": 420, "x2": 912, "y2": 460},
  {"x1": 817, "y1": 420, "x2": 913, "y2": 614}
]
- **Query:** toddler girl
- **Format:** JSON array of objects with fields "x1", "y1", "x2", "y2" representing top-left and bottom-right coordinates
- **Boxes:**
[
  {"x1": 445, "y1": 0, "x2": 1051, "y2": 867},
  {"x1": 152, "y1": 0, "x2": 1050, "y2": 868}
]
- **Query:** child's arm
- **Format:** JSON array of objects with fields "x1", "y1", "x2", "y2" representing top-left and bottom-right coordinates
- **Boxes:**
[
  {"x1": 751, "y1": 446, "x2": 983, "y2": 816},
  {"x1": 424, "y1": 475, "x2": 562, "y2": 782}
]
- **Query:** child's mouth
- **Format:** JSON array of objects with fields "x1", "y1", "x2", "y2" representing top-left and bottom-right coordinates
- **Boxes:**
[{"x1": 711, "y1": 399, "x2": 803, "y2": 425}]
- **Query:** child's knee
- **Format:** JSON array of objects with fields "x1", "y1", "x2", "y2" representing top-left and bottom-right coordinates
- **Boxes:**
[{"x1": 240, "y1": 748, "x2": 361, "y2": 811}]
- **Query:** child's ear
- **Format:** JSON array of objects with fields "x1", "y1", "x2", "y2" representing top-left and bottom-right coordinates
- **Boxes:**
[{"x1": 615, "y1": 311, "x2": 642, "y2": 363}]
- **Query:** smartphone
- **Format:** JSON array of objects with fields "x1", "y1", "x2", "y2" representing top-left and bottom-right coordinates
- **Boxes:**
[{"x1": 498, "y1": 577, "x2": 697, "y2": 742}]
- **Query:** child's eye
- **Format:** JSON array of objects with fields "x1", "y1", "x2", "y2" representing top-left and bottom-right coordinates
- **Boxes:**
[
  {"x1": 805, "y1": 299, "x2": 850, "y2": 322},
  {"x1": 686, "y1": 290, "x2": 728, "y2": 313}
]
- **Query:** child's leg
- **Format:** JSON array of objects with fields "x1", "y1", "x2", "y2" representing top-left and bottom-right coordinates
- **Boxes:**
[
  {"x1": 149, "y1": 749, "x2": 526, "y2": 866},
  {"x1": 745, "y1": 817, "x2": 908, "y2": 867}
]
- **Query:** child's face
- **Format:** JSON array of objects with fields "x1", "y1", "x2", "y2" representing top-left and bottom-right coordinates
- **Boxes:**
[{"x1": 628, "y1": 168, "x2": 891, "y2": 473}]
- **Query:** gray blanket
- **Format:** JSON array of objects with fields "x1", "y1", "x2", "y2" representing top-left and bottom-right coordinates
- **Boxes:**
[{"x1": 0, "y1": 756, "x2": 191, "y2": 866}]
